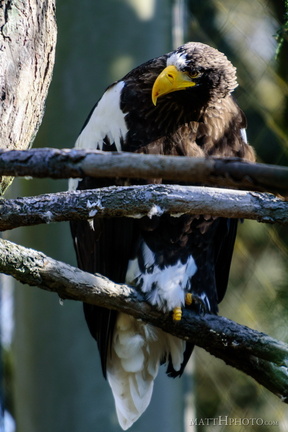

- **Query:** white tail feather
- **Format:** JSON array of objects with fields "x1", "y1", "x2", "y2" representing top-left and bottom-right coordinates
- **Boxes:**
[{"x1": 107, "y1": 313, "x2": 184, "y2": 430}]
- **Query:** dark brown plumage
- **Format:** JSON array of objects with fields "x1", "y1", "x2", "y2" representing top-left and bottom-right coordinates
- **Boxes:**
[{"x1": 70, "y1": 42, "x2": 255, "y2": 430}]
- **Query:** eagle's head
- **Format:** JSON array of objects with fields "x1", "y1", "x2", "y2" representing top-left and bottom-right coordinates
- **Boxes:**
[
  {"x1": 152, "y1": 42, "x2": 238, "y2": 106},
  {"x1": 109, "y1": 42, "x2": 242, "y2": 150}
]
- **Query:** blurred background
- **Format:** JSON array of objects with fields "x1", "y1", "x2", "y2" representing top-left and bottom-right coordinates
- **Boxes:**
[{"x1": 2, "y1": 0, "x2": 288, "y2": 431}]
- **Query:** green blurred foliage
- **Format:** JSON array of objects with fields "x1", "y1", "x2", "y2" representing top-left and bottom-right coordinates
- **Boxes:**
[{"x1": 186, "y1": 0, "x2": 288, "y2": 429}]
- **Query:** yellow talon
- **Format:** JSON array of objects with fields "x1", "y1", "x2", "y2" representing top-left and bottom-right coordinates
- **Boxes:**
[
  {"x1": 185, "y1": 293, "x2": 193, "y2": 306},
  {"x1": 173, "y1": 307, "x2": 182, "y2": 321}
]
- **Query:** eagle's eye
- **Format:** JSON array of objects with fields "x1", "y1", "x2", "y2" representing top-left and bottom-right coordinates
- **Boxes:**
[{"x1": 189, "y1": 71, "x2": 201, "y2": 79}]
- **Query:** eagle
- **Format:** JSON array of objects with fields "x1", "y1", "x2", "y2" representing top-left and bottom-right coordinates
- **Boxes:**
[{"x1": 69, "y1": 42, "x2": 255, "y2": 430}]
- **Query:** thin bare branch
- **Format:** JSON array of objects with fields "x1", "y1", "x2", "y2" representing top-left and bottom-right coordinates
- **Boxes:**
[
  {"x1": 0, "y1": 185, "x2": 287, "y2": 232},
  {"x1": 0, "y1": 237, "x2": 287, "y2": 403},
  {"x1": 0, "y1": 148, "x2": 288, "y2": 195}
]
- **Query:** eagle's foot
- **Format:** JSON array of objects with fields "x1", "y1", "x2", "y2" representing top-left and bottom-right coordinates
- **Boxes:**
[
  {"x1": 173, "y1": 294, "x2": 193, "y2": 321},
  {"x1": 185, "y1": 293, "x2": 209, "y2": 315},
  {"x1": 192, "y1": 294, "x2": 208, "y2": 315},
  {"x1": 185, "y1": 293, "x2": 193, "y2": 306},
  {"x1": 172, "y1": 307, "x2": 182, "y2": 321}
]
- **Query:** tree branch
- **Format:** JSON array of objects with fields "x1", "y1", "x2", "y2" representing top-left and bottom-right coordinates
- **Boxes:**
[
  {"x1": 0, "y1": 148, "x2": 288, "y2": 195},
  {"x1": 1, "y1": 147, "x2": 288, "y2": 403},
  {"x1": 0, "y1": 237, "x2": 287, "y2": 403},
  {"x1": 0, "y1": 185, "x2": 288, "y2": 232}
]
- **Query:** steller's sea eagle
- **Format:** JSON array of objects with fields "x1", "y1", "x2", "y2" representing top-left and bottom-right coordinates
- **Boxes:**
[{"x1": 69, "y1": 42, "x2": 255, "y2": 430}]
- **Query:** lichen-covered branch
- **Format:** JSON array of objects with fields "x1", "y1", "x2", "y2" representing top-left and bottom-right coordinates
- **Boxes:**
[
  {"x1": 0, "y1": 237, "x2": 287, "y2": 402},
  {"x1": 0, "y1": 185, "x2": 288, "y2": 232},
  {"x1": 0, "y1": 148, "x2": 288, "y2": 195},
  {"x1": 1, "y1": 147, "x2": 288, "y2": 403}
]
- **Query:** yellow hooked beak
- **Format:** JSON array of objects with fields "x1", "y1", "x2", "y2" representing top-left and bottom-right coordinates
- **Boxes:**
[{"x1": 152, "y1": 65, "x2": 196, "y2": 106}]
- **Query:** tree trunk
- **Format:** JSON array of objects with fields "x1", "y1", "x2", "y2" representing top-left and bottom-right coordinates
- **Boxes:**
[
  {"x1": 0, "y1": 0, "x2": 56, "y2": 429},
  {"x1": 0, "y1": 0, "x2": 57, "y2": 194}
]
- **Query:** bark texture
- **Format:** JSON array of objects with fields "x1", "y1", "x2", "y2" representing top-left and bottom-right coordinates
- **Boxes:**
[
  {"x1": 0, "y1": 236, "x2": 287, "y2": 403},
  {"x1": 0, "y1": 0, "x2": 57, "y2": 194},
  {"x1": 0, "y1": 185, "x2": 288, "y2": 232},
  {"x1": 0, "y1": 148, "x2": 288, "y2": 195}
]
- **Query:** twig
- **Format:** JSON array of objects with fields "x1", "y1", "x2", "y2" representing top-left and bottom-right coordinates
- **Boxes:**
[
  {"x1": 0, "y1": 148, "x2": 288, "y2": 195},
  {"x1": 0, "y1": 236, "x2": 287, "y2": 402},
  {"x1": 1, "y1": 185, "x2": 288, "y2": 231}
]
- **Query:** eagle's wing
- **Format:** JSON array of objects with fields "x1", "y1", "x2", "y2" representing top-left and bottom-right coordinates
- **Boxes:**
[
  {"x1": 70, "y1": 176, "x2": 138, "y2": 377},
  {"x1": 214, "y1": 218, "x2": 238, "y2": 303}
]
